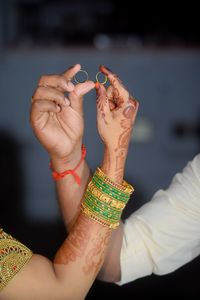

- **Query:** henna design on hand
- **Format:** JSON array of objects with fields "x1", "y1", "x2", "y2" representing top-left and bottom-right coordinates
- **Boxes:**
[
  {"x1": 97, "y1": 93, "x2": 109, "y2": 125},
  {"x1": 116, "y1": 126, "x2": 132, "y2": 150},
  {"x1": 97, "y1": 65, "x2": 138, "y2": 183},
  {"x1": 113, "y1": 96, "x2": 136, "y2": 181}
]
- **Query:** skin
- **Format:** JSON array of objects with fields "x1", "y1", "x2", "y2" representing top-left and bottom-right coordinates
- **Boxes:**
[
  {"x1": 30, "y1": 63, "x2": 139, "y2": 286},
  {"x1": 29, "y1": 64, "x2": 139, "y2": 286},
  {"x1": 0, "y1": 64, "x2": 133, "y2": 300},
  {"x1": 95, "y1": 66, "x2": 139, "y2": 281},
  {"x1": 96, "y1": 65, "x2": 138, "y2": 183}
]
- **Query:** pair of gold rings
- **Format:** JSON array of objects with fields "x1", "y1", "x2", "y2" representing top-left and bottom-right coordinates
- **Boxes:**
[{"x1": 73, "y1": 70, "x2": 108, "y2": 85}]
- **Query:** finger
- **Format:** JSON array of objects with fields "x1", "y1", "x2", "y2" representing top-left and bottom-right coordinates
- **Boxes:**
[
  {"x1": 62, "y1": 64, "x2": 81, "y2": 81},
  {"x1": 32, "y1": 86, "x2": 69, "y2": 107},
  {"x1": 106, "y1": 85, "x2": 116, "y2": 111},
  {"x1": 123, "y1": 98, "x2": 139, "y2": 122},
  {"x1": 96, "y1": 83, "x2": 111, "y2": 118},
  {"x1": 99, "y1": 65, "x2": 123, "y2": 91},
  {"x1": 38, "y1": 74, "x2": 74, "y2": 92},
  {"x1": 68, "y1": 80, "x2": 95, "y2": 112},
  {"x1": 99, "y1": 65, "x2": 130, "y2": 109},
  {"x1": 130, "y1": 97, "x2": 139, "y2": 120},
  {"x1": 74, "y1": 80, "x2": 95, "y2": 97},
  {"x1": 31, "y1": 99, "x2": 61, "y2": 121}
]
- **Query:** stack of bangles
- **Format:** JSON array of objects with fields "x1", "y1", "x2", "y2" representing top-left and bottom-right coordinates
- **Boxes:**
[{"x1": 81, "y1": 167, "x2": 134, "y2": 229}]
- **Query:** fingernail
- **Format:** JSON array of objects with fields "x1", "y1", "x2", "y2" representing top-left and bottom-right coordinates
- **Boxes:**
[
  {"x1": 67, "y1": 65, "x2": 75, "y2": 70},
  {"x1": 95, "y1": 82, "x2": 100, "y2": 89},
  {"x1": 103, "y1": 65, "x2": 112, "y2": 72},
  {"x1": 100, "y1": 65, "x2": 112, "y2": 74}
]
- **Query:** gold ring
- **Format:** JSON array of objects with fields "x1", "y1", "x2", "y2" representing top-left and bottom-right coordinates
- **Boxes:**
[
  {"x1": 74, "y1": 70, "x2": 89, "y2": 83},
  {"x1": 96, "y1": 72, "x2": 107, "y2": 85}
]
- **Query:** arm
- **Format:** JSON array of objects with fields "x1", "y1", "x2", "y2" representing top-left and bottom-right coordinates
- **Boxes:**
[
  {"x1": 30, "y1": 64, "x2": 139, "y2": 285},
  {"x1": 1, "y1": 64, "x2": 134, "y2": 298},
  {"x1": 114, "y1": 153, "x2": 200, "y2": 285},
  {"x1": 30, "y1": 64, "x2": 92, "y2": 231},
  {"x1": 52, "y1": 65, "x2": 139, "y2": 283},
  {"x1": 0, "y1": 215, "x2": 111, "y2": 300}
]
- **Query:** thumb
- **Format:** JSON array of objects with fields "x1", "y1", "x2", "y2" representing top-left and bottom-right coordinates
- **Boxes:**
[
  {"x1": 68, "y1": 81, "x2": 95, "y2": 113},
  {"x1": 96, "y1": 83, "x2": 111, "y2": 119}
]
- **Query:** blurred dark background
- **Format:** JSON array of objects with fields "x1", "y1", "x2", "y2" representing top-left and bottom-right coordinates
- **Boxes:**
[
  {"x1": 0, "y1": 0, "x2": 200, "y2": 298},
  {"x1": 1, "y1": 0, "x2": 200, "y2": 47}
]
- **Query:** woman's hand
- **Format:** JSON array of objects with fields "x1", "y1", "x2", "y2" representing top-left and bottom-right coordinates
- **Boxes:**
[
  {"x1": 30, "y1": 64, "x2": 95, "y2": 170},
  {"x1": 96, "y1": 65, "x2": 139, "y2": 182}
]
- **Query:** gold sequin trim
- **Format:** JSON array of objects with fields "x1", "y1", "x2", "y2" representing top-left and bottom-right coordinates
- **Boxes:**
[{"x1": 0, "y1": 228, "x2": 33, "y2": 291}]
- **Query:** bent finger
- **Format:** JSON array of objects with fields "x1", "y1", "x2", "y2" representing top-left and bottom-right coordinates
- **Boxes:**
[
  {"x1": 31, "y1": 100, "x2": 61, "y2": 122},
  {"x1": 38, "y1": 74, "x2": 74, "y2": 92},
  {"x1": 32, "y1": 86, "x2": 69, "y2": 107}
]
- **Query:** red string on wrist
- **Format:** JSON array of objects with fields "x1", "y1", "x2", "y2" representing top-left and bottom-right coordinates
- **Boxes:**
[{"x1": 50, "y1": 144, "x2": 86, "y2": 185}]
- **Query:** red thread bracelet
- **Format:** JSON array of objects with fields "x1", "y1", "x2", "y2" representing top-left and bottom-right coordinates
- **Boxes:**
[{"x1": 50, "y1": 144, "x2": 86, "y2": 185}]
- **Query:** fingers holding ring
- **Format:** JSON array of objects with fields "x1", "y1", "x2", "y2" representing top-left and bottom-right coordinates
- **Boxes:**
[
  {"x1": 96, "y1": 72, "x2": 107, "y2": 85},
  {"x1": 73, "y1": 69, "x2": 89, "y2": 84}
]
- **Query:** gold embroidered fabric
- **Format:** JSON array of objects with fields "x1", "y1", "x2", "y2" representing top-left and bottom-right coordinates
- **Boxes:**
[{"x1": 0, "y1": 228, "x2": 33, "y2": 291}]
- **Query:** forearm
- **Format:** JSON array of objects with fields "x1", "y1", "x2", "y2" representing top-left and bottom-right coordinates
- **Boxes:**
[
  {"x1": 97, "y1": 222, "x2": 123, "y2": 282},
  {"x1": 53, "y1": 153, "x2": 125, "y2": 298},
  {"x1": 0, "y1": 215, "x2": 111, "y2": 300},
  {"x1": 52, "y1": 146, "x2": 127, "y2": 282},
  {"x1": 0, "y1": 163, "x2": 117, "y2": 300},
  {"x1": 53, "y1": 213, "x2": 111, "y2": 299},
  {"x1": 97, "y1": 148, "x2": 126, "y2": 282},
  {"x1": 51, "y1": 143, "x2": 91, "y2": 230}
]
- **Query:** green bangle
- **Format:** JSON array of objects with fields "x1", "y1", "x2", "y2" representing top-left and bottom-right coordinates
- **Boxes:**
[
  {"x1": 81, "y1": 167, "x2": 134, "y2": 229},
  {"x1": 86, "y1": 189, "x2": 123, "y2": 210},
  {"x1": 95, "y1": 167, "x2": 134, "y2": 194},
  {"x1": 85, "y1": 191, "x2": 122, "y2": 215},
  {"x1": 84, "y1": 197, "x2": 121, "y2": 221},
  {"x1": 87, "y1": 184, "x2": 126, "y2": 209},
  {"x1": 81, "y1": 204, "x2": 120, "y2": 229},
  {"x1": 92, "y1": 176, "x2": 130, "y2": 201}
]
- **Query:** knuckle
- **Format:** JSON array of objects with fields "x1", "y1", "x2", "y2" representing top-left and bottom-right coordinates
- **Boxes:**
[
  {"x1": 33, "y1": 88, "x2": 41, "y2": 99},
  {"x1": 32, "y1": 100, "x2": 40, "y2": 108},
  {"x1": 31, "y1": 90, "x2": 37, "y2": 100},
  {"x1": 38, "y1": 75, "x2": 46, "y2": 85},
  {"x1": 59, "y1": 76, "x2": 67, "y2": 86}
]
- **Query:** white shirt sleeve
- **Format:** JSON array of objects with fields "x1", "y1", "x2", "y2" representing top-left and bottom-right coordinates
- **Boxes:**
[{"x1": 117, "y1": 153, "x2": 200, "y2": 285}]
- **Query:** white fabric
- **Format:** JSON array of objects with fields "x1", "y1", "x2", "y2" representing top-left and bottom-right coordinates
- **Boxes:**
[{"x1": 117, "y1": 153, "x2": 200, "y2": 285}]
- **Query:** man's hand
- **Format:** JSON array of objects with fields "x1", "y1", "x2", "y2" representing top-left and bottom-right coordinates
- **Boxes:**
[{"x1": 30, "y1": 64, "x2": 95, "y2": 170}]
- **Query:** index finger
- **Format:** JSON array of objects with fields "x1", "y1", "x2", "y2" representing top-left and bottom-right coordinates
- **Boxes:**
[
  {"x1": 99, "y1": 65, "x2": 123, "y2": 91},
  {"x1": 62, "y1": 64, "x2": 81, "y2": 81}
]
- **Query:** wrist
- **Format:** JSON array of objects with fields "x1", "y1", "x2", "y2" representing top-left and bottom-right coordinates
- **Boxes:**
[
  {"x1": 50, "y1": 141, "x2": 82, "y2": 173},
  {"x1": 101, "y1": 147, "x2": 127, "y2": 184},
  {"x1": 50, "y1": 143, "x2": 86, "y2": 185}
]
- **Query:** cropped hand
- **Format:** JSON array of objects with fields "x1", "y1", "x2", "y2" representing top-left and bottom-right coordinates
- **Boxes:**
[
  {"x1": 96, "y1": 65, "x2": 139, "y2": 181},
  {"x1": 30, "y1": 64, "x2": 95, "y2": 166}
]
